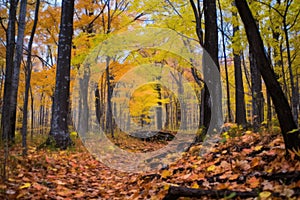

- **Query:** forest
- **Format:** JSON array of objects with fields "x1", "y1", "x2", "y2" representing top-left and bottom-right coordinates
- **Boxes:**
[{"x1": 0, "y1": 0, "x2": 300, "y2": 199}]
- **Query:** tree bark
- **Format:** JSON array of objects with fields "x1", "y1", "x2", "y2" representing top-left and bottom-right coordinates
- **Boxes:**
[
  {"x1": 202, "y1": 0, "x2": 223, "y2": 133},
  {"x1": 48, "y1": 0, "x2": 75, "y2": 149},
  {"x1": 235, "y1": 0, "x2": 300, "y2": 157},
  {"x1": 2, "y1": 0, "x2": 18, "y2": 142},
  {"x1": 218, "y1": 0, "x2": 232, "y2": 122},
  {"x1": 249, "y1": 48, "x2": 264, "y2": 131},
  {"x1": 21, "y1": 0, "x2": 40, "y2": 156},
  {"x1": 232, "y1": 8, "x2": 247, "y2": 126}
]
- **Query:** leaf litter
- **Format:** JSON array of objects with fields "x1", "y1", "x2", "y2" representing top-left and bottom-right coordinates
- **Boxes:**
[{"x1": 1, "y1": 129, "x2": 300, "y2": 199}]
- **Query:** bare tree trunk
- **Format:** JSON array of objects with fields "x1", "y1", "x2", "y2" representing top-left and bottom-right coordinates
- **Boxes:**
[
  {"x1": 235, "y1": 0, "x2": 300, "y2": 158},
  {"x1": 232, "y1": 6, "x2": 247, "y2": 126},
  {"x1": 266, "y1": 90, "x2": 272, "y2": 128},
  {"x1": 95, "y1": 84, "x2": 101, "y2": 124},
  {"x1": 79, "y1": 67, "x2": 89, "y2": 135},
  {"x1": 234, "y1": 52, "x2": 247, "y2": 126},
  {"x1": 21, "y1": 0, "x2": 40, "y2": 156},
  {"x1": 190, "y1": 0, "x2": 223, "y2": 141},
  {"x1": 218, "y1": 0, "x2": 232, "y2": 122},
  {"x1": 249, "y1": 48, "x2": 264, "y2": 131},
  {"x1": 105, "y1": 57, "x2": 114, "y2": 137},
  {"x1": 283, "y1": 20, "x2": 299, "y2": 127},
  {"x1": 30, "y1": 86, "x2": 34, "y2": 139},
  {"x1": 155, "y1": 83, "x2": 163, "y2": 130},
  {"x1": 2, "y1": 0, "x2": 17, "y2": 142},
  {"x1": 202, "y1": 0, "x2": 223, "y2": 133},
  {"x1": 48, "y1": 0, "x2": 74, "y2": 149}
]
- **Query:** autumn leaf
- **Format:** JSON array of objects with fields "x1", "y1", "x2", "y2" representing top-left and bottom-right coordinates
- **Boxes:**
[
  {"x1": 254, "y1": 145, "x2": 263, "y2": 151},
  {"x1": 191, "y1": 182, "x2": 200, "y2": 189},
  {"x1": 228, "y1": 174, "x2": 239, "y2": 181},
  {"x1": 207, "y1": 165, "x2": 216, "y2": 172},
  {"x1": 247, "y1": 177, "x2": 260, "y2": 188},
  {"x1": 19, "y1": 183, "x2": 31, "y2": 189},
  {"x1": 259, "y1": 191, "x2": 272, "y2": 198},
  {"x1": 250, "y1": 157, "x2": 261, "y2": 168},
  {"x1": 161, "y1": 170, "x2": 171, "y2": 179}
]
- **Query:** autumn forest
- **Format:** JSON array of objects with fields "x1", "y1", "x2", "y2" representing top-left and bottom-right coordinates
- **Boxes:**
[{"x1": 0, "y1": 0, "x2": 300, "y2": 199}]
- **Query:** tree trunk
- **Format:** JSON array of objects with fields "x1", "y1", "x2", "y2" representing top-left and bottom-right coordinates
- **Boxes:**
[
  {"x1": 202, "y1": 0, "x2": 223, "y2": 133},
  {"x1": 30, "y1": 86, "x2": 34, "y2": 139},
  {"x1": 234, "y1": 52, "x2": 247, "y2": 126},
  {"x1": 21, "y1": 0, "x2": 40, "y2": 156},
  {"x1": 232, "y1": 7, "x2": 247, "y2": 126},
  {"x1": 266, "y1": 90, "x2": 272, "y2": 128},
  {"x1": 249, "y1": 48, "x2": 264, "y2": 131},
  {"x1": 155, "y1": 83, "x2": 163, "y2": 130},
  {"x1": 218, "y1": 0, "x2": 232, "y2": 122},
  {"x1": 190, "y1": 0, "x2": 223, "y2": 137},
  {"x1": 48, "y1": 0, "x2": 74, "y2": 149},
  {"x1": 95, "y1": 84, "x2": 101, "y2": 124},
  {"x1": 235, "y1": 0, "x2": 300, "y2": 158},
  {"x1": 1, "y1": 0, "x2": 18, "y2": 142},
  {"x1": 105, "y1": 57, "x2": 114, "y2": 137},
  {"x1": 283, "y1": 20, "x2": 299, "y2": 127}
]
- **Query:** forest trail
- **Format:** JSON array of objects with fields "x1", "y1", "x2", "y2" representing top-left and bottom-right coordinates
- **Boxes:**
[{"x1": 1, "y1": 129, "x2": 300, "y2": 199}]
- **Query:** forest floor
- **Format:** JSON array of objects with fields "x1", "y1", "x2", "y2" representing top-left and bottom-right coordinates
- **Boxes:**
[{"x1": 1, "y1": 126, "x2": 300, "y2": 199}]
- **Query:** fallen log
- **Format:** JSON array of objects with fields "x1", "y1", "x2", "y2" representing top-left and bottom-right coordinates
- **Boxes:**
[{"x1": 163, "y1": 186, "x2": 259, "y2": 200}]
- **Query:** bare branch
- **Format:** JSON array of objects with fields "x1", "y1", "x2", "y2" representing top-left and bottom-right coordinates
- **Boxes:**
[{"x1": 165, "y1": 0, "x2": 182, "y2": 18}]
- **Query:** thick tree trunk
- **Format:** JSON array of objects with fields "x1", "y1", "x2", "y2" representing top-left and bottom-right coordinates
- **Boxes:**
[
  {"x1": 235, "y1": 0, "x2": 300, "y2": 158},
  {"x1": 2, "y1": 0, "x2": 18, "y2": 142},
  {"x1": 190, "y1": 0, "x2": 223, "y2": 137},
  {"x1": 202, "y1": 0, "x2": 223, "y2": 133},
  {"x1": 48, "y1": 0, "x2": 74, "y2": 149}
]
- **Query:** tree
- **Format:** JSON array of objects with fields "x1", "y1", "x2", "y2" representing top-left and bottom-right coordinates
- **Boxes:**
[
  {"x1": 235, "y1": 0, "x2": 300, "y2": 158},
  {"x1": 249, "y1": 45, "x2": 264, "y2": 131},
  {"x1": 190, "y1": 0, "x2": 223, "y2": 135},
  {"x1": 218, "y1": 0, "x2": 232, "y2": 123},
  {"x1": 232, "y1": 3, "x2": 247, "y2": 126},
  {"x1": 1, "y1": 0, "x2": 27, "y2": 143},
  {"x1": 47, "y1": 0, "x2": 75, "y2": 149},
  {"x1": 21, "y1": 0, "x2": 40, "y2": 156},
  {"x1": 260, "y1": 0, "x2": 299, "y2": 127}
]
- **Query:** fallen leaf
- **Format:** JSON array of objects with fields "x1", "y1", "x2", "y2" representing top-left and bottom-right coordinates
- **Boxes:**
[
  {"x1": 164, "y1": 184, "x2": 170, "y2": 190},
  {"x1": 228, "y1": 174, "x2": 239, "y2": 181},
  {"x1": 207, "y1": 165, "x2": 216, "y2": 172},
  {"x1": 259, "y1": 191, "x2": 271, "y2": 198},
  {"x1": 19, "y1": 182, "x2": 31, "y2": 189},
  {"x1": 250, "y1": 157, "x2": 260, "y2": 168},
  {"x1": 161, "y1": 170, "x2": 171, "y2": 179},
  {"x1": 191, "y1": 182, "x2": 199, "y2": 189},
  {"x1": 254, "y1": 145, "x2": 263, "y2": 151},
  {"x1": 248, "y1": 177, "x2": 260, "y2": 188}
]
